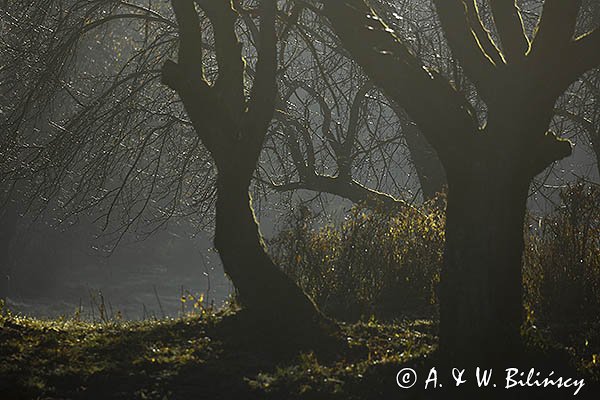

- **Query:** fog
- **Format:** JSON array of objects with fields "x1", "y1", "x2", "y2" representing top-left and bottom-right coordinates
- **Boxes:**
[{"x1": 2, "y1": 140, "x2": 596, "y2": 321}]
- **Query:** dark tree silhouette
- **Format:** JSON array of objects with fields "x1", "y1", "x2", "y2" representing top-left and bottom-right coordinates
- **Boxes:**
[
  {"x1": 160, "y1": 0, "x2": 333, "y2": 340},
  {"x1": 2, "y1": 0, "x2": 598, "y2": 362},
  {"x1": 0, "y1": 203, "x2": 18, "y2": 300},
  {"x1": 323, "y1": 0, "x2": 599, "y2": 363}
]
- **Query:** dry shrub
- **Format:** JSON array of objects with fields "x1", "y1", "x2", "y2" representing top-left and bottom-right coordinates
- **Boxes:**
[
  {"x1": 270, "y1": 198, "x2": 445, "y2": 321},
  {"x1": 524, "y1": 182, "x2": 600, "y2": 328},
  {"x1": 273, "y1": 181, "x2": 600, "y2": 327}
]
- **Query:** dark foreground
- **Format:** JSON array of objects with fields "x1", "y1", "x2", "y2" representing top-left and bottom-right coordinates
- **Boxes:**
[{"x1": 0, "y1": 303, "x2": 598, "y2": 400}]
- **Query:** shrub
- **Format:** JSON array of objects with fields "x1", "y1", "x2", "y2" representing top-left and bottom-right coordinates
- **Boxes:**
[
  {"x1": 270, "y1": 198, "x2": 445, "y2": 321},
  {"x1": 273, "y1": 181, "x2": 600, "y2": 328},
  {"x1": 524, "y1": 182, "x2": 600, "y2": 328}
]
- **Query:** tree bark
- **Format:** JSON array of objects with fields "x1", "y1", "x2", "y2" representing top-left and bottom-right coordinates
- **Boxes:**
[
  {"x1": 439, "y1": 162, "x2": 529, "y2": 364},
  {"x1": 322, "y1": 0, "x2": 593, "y2": 367},
  {"x1": 163, "y1": 0, "x2": 333, "y2": 346},
  {"x1": 0, "y1": 202, "x2": 18, "y2": 300},
  {"x1": 590, "y1": 106, "x2": 600, "y2": 178},
  {"x1": 401, "y1": 120, "x2": 446, "y2": 200},
  {"x1": 214, "y1": 170, "x2": 328, "y2": 330}
]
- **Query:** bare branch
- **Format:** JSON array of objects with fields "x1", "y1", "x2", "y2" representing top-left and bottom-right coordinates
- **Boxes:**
[
  {"x1": 489, "y1": 0, "x2": 530, "y2": 63},
  {"x1": 172, "y1": 0, "x2": 203, "y2": 76},
  {"x1": 322, "y1": 0, "x2": 480, "y2": 164},
  {"x1": 531, "y1": 0, "x2": 582, "y2": 62},
  {"x1": 274, "y1": 110, "x2": 316, "y2": 177},
  {"x1": 196, "y1": 0, "x2": 245, "y2": 116},
  {"x1": 338, "y1": 82, "x2": 372, "y2": 179},
  {"x1": 432, "y1": 0, "x2": 497, "y2": 93},
  {"x1": 246, "y1": 0, "x2": 278, "y2": 148},
  {"x1": 528, "y1": 132, "x2": 573, "y2": 176},
  {"x1": 464, "y1": 1, "x2": 504, "y2": 66},
  {"x1": 273, "y1": 174, "x2": 406, "y2": 212}
]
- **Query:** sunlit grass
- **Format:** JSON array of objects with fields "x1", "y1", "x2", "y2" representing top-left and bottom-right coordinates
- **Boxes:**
[
  {"x1": 0, "y1": 301, "x2": 438, "y2": 399},
  {"x1": 0, "y1": 301, "x2": 222, "y2": 399}
]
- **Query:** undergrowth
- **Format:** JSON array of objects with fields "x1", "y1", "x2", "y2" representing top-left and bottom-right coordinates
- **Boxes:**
[
  {"x1": 0, "y1": 302, "x2": 437, "y2": 400},
  {"x1": 272, "y1": 181, "x2": 600, "y2": 332},
  {"x1": 1, "y1": 182, "x2": 599, "y2": 399}
]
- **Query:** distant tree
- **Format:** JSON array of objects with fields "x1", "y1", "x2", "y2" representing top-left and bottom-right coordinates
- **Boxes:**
[
  {"x1": 323, "y1": 0, "x2": 599, "y2": 363},
  {"x1": 262, "y1": 7, "x2": 446, "y2": 204},
  {"x1": 270, "y1": 79, "x2": 410, "y2": 210}
]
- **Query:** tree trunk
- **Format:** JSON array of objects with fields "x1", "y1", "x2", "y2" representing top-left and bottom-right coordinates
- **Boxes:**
[
  {"x1": 591, "y1": 128, "x2": 600, "y2": 179},
  {"x1": 0, "y1": 203, "x2": 18, "y2": 300},
  {"x1": 401, "y1": 120, "x2": 446, "y2": 200},
  {"x1": 214, "y1": 171, "x2": 333, "y2": 337},
  {"x1": 439, "y1": 164, "x2": 529, "y2": 364}
]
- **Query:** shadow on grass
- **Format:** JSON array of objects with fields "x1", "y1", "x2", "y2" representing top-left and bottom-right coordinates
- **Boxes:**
[{"x1": 0, "y1": 305, "x2": 598, "y2": 400}]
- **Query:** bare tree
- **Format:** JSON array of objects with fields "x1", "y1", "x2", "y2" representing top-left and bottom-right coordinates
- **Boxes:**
[
  {"x1": 269, "y1": 74, "x2": 409, "y2": 210},
  {"x1": 160, "y1": 0, "x2": 336, "y2": 340},
  {"x1": 322, "y1": 0, "x2": 599, "y2": 363},
  {"x1": 272, "y1": 3, "x2": 447, "y2": 202},
  {"x1": 2, "y1": 0, "x2": 598, "y2": 360}
]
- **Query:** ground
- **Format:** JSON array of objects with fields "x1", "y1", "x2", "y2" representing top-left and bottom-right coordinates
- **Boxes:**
[{"x1": 0, "y1": 302, "x2": 598, "y2": 399}]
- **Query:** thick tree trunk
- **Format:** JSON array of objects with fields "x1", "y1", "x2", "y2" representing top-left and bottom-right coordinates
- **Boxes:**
[
  {"x1": 0, "y1": 203, "x2": 18, "y2": 300},
  {"x1": 214, "y1": 171, "x2": 332, "y2": 336},
  {"x1": 439, "y1": 165, "x2": 529, "y2": 364},
  {"x1": 401, "y1": 120, "x2": 446, "y2": 200}
]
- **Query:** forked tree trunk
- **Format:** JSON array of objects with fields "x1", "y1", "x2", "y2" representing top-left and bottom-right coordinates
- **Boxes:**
[
  {"x1": 322, "y1": 0, "x2": 592, "y2": 369},
  {"x1": 214, "y1": 170, "x2": 332, "y2": 335},
  {"x1": 161, "y1": 0, "x2": 332, "y2": 342},
  {"x1": 439, "y1": 162, "x2": 530, "y2": 364}
]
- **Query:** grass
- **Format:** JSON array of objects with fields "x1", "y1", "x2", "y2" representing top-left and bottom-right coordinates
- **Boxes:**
[
  {"x1": 0, "y1": 305, "x2": 218, "y2": 399},
  {"x1": 1, "y1": 300, "x2": 600, "y2": 399},
  {"x1": 0, "y1": 301, "x2": 437, "y2": 400}
]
